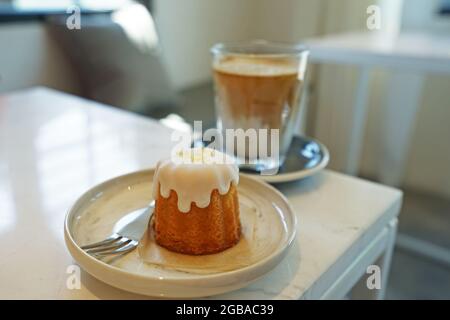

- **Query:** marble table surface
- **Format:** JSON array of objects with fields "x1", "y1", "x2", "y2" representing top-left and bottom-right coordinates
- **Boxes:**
[{"x1": 0, "y1": 87, "x2": 402, "y2": 299}]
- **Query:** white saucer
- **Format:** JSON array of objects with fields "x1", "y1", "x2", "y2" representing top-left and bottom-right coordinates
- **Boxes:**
[
  {"x1": 64, "y1": 169, "x2": 296, "y2": 298},
  {"x1": 241, "y1": 136, "x2": 330, "y2": 184}
]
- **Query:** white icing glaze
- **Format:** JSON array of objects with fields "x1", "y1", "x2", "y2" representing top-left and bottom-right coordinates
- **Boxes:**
[{"x1": 153, "y1": 148, "x2": 239, "y2": 213}]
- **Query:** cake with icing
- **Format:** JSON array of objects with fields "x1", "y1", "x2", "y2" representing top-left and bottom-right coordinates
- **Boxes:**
[{"x1": 152, "y1": 148, "x2": 241, "y2": 255}]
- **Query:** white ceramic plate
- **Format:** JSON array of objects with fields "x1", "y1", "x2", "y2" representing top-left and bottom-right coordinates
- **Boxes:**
[
  {"x1": 64, "y1": 169, "x2": 296, "y2": 298},
  {"x1": 241, "y1": 136, "x2": 330, "y2": 184}
]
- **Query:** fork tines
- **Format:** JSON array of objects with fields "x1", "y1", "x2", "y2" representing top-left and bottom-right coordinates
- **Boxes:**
[{"x1": 81, "y1": 234, "x2": 138, "y2": 256}]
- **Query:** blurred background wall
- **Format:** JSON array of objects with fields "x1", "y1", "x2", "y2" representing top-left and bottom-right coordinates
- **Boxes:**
[
  {"x1": 0, "y1": 0, "x2": 449, "y2": 199},
  {"x1": 0, "y1": 22, "x2": 80, "y2": 94}
]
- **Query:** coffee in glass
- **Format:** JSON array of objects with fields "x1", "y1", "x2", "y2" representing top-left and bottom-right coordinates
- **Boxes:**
[{"x1": 211, "y1": 41, "x2": 309, "y2": 174}]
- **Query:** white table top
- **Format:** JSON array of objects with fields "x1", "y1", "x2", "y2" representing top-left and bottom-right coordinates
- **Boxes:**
[
  {"x1": 0, "y1": 87, "x2": 402, "y2": 299},
  {"x1": 306, "y1": 31, "x2": 450, "y2": 73}
]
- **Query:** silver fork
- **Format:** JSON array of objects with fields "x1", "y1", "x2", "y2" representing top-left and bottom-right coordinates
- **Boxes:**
[{"x1": 81, "y1": 201, "x2": 155, "y2": 257}]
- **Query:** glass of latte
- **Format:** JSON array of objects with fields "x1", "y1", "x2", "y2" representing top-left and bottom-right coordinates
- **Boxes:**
[{"x1": 211, "y1": 40, "x2": 309, "y2": 174}]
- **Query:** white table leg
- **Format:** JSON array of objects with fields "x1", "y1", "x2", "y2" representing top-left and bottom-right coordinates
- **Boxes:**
[
  {"x1": 377, "y1": 72, "x2": 424, "y2": 186},
  {"x1": 345, "y1": 67, "x2": 372, "y2": 175},
  {"x1": 378, "y1": 219, "x2": 398, "y2": 299},
  {"x1": 350, "y1": 219, "x2": 398, "y2": 300}
]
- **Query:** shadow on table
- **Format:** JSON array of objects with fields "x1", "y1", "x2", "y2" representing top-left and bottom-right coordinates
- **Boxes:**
[{"x1": 275, "y1": 172, "x2": 326, "y2": 196}]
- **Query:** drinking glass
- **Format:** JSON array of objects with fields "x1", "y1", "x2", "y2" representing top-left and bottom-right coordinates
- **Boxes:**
[{"x1": 211, "y1": 40, "x2": 309, "y2": 174}]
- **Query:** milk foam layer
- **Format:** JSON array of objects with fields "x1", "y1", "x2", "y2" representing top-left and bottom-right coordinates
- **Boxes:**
[
  {"x1": 213, "y1": 56, "x2": 298, "y2": 77},
  {"x1": 153, "y1": 148, "x2": 239, "y2": 213}
]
